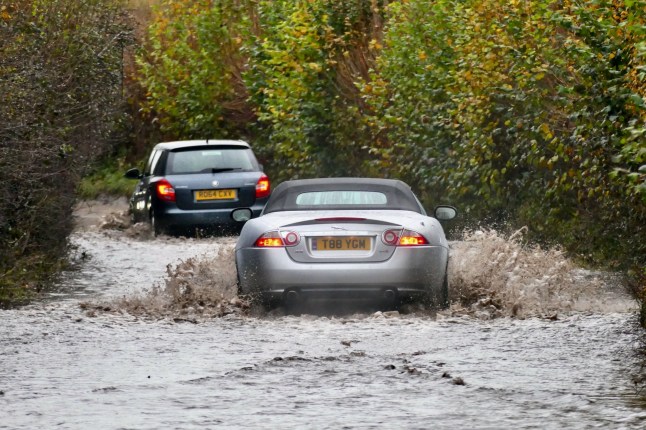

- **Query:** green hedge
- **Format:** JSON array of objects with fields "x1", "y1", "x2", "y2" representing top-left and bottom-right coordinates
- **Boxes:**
[{"x1": 0, "y1": 0, "x2": 132, "y2": 304}]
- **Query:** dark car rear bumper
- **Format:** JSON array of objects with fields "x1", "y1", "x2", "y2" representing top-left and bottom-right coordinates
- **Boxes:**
[{"x1": 153, "y1": 201, "x2": 265, "y2": 230}]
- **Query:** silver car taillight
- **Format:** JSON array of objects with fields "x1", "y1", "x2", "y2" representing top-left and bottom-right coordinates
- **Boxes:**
[{"x1": 254, "y1": 230, "x2": 300, "y2": 247}]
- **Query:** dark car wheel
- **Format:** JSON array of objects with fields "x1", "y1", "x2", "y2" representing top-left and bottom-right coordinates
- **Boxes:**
[
  {"x1": 129, "y1": 209, "x2": 138, "y2": 225},
  {"x1": 235, "y1": 265, "x2": 243, "y2": 296},
  {"x1": 150, "y1": 210, "x2": 164, "y2": 237}
]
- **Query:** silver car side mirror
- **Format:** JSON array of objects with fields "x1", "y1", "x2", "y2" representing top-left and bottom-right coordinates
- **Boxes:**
[
  {"x1": 434, "y1": 205, "x2": 457, "y2": 221},
  {"x1": 232, "y1": 208, "x2": 253, "y2": 222}
]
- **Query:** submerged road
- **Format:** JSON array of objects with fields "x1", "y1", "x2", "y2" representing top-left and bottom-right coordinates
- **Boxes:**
[{"x1": 1, "y1": 205, "x2": 645, "y2": 429}]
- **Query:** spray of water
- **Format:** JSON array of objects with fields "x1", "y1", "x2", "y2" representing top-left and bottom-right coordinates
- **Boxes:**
[
  {"x1": 82, "y1": 226, "x2": 633, "y2": 320},
  {"x1": 446, "y1": 228, "x2": 634, "y2": 319},
  {"x1": 82, "y1": 245, "x2": 250, "y2": 321}
]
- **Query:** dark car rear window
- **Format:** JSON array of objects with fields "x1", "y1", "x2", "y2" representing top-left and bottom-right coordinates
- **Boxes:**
[
  {"x1": 165, "y1": 146, "x2": 259, "y2": 175},
  {"x1": 264, "y1": 179, "x2": 423, "y2": 214}
]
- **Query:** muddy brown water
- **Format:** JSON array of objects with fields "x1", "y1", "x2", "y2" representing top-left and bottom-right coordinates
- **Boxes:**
[{"x1": 1, "y1": 208, "x2": 646, "y2": 429}]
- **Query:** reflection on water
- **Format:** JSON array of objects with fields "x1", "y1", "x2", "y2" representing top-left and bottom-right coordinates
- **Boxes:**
[{"x1": 1, "y1": 227, "x2": 645, "y2": 430}]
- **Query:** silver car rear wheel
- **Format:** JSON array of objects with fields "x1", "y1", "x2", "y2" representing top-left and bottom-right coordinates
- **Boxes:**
[
  {"x1": 438, "y1": 273, "x2": 449, "y2": 309},
  {"x1": 425, "y1": 272, "x2": 449, "y2": 310}
]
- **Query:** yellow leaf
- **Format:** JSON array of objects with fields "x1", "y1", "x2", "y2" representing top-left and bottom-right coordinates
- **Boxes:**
[
  {"x1": 539, "y1": 123, "x2": 553, "y2": 140},
  {"x1": 307, "y1": 63, "x2": 322, "y2": 72}
]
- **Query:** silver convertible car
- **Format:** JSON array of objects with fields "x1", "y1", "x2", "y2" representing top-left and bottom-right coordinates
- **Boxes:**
[{"x1": 233, "y1": 178, "x2": 457, "y2": 310}]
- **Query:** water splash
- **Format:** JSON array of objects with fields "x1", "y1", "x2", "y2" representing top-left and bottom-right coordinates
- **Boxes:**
[
  {"x1": 83, "y1": 227, "x2": 635, "y2": 320},
  {"x1": 446, "y1": 228, "x2": 635, "y2": 319},
  {"x1": 81, "y1": 244, "x2": 250, "y2": 320}
]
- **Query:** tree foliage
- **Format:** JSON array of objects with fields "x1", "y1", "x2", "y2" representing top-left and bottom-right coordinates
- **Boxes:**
[
  {"x1": 245, "y1": 0, "x2": 385, "y2": 178},
  {"x1": 138, "y1": 0, "x2": 385, "y2": 176},
  {"x1": 365, "y1": 0, "x2": 645, "y2": 271},
  {"x1": 0, "y1": 0, "x2": 131, "y2": 301},
  {"x1": 136, "y1": 0, "x2": 253, "y2": 138}
]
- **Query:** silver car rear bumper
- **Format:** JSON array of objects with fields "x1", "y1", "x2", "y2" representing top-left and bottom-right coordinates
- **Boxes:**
[{"x1": 236, "y1": 245, "x2": 448, "y2": 300}]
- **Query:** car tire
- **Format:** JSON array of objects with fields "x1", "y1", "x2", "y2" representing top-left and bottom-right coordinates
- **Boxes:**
[
  {"x1": 426, "y1": 270, "x2": 449, "y2": 310},
  {"x1": 438, "y1": 272, "x2": 449, "y2": 309},
  {"x1": 150, "y1": 210, "x2": 164, "y2": 237},
  {"x1": 235, "y1": 266, "x2": 243, "y2": 297},
  {"x1": 128, "y1": 200, "x2": 138, "y2": 224},
  {"x1": 129, "y1": 209, "x2": 137, "y2": 225}
]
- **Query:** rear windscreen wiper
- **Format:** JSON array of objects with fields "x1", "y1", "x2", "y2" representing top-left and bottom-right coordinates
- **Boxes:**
[{"x1": 210, "y1": 167, "x2": 242, "y2": 173}]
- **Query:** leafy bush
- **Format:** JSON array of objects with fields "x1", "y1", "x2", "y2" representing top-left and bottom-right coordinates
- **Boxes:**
[
  {"x1": 136, "y1": 0, "x2": 253, "y2": 138},
  {"x1": 365, "y1": 0, "x2": 645, "y2": 270},
  {"x1": 0, "y1": 0, "x2": 132, "y2": 302},
  {"x1": 244, "y1": 0, "x2": 385, "y2": 179},
  {"x1": 78, "y1": 156, "x2": 138, "y2": 199}
]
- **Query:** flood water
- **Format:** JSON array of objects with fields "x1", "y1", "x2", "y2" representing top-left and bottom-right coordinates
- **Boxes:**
[{"x1": 2, "y1": 217, "x2": 646, "y2": 429}]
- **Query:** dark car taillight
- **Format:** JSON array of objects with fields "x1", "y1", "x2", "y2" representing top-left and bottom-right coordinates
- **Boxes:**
[
  {"x1": 256, "y1": 174, "x2": 270, "y2": 199},
  {"x1": 156, "y1": 179, "x2": 176, "y2": 202}
]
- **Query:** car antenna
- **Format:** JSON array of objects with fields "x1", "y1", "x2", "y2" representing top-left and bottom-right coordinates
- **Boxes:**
[{"x1": 206, "y1": 138, "x2": 209, "y2": 144}]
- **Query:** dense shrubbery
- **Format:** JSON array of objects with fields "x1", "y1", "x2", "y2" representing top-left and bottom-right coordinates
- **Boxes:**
[
  {"x1": 0, "y1": 0, "x2": 131, "y2": 303},
  {"x1": 367, "y1": 0, "x2": 645, "y2": 273},
  {"x1": 136, "y1": 0, "x2": 253, "y2": 138},
  {"x1": 136, "y1": 0, "x2": 644, "y2": 298},
  {"x1": 367, "y1": 0, "x2": 646, "y2": 266},
  {"x1": 245, "y1": 1, "x2": 384, "y2": 178},
  {"x1": 137, "y1": 0, "x2": 385, "y2": 177}
]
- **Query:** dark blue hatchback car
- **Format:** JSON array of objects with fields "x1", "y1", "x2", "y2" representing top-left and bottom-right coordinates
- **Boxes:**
[{"x1": 125, "y1": 140, "x2": 270, "y2": 236}]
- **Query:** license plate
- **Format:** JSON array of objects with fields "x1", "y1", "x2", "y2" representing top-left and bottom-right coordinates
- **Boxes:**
[
  {"x1": 311, "y1": 236, "x2": 371, "y2": 251},
  {"x1": 195, "y1": 189, "x2": 237, "y2": 201}
]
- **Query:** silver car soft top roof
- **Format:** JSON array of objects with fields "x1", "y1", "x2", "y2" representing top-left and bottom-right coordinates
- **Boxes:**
[{"x1": 264, "y1": 178, "x2": 423, "y2": 214}]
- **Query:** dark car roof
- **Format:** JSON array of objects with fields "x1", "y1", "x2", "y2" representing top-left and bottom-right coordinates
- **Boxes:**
[
  {"x1": 264, "y1": 178, "x2": 423, "y2": 214},
  {"x1": 152, "y1": 140, "x2": 251, "y2": 151}
]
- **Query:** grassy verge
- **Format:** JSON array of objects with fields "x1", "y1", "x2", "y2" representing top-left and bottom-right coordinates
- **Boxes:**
[
  {"x1": 78, "y1": 156, "x2": 138, "y2": 199},
  {"x1": 0, "y1": 254, "x2": 69, "y2": 308}
]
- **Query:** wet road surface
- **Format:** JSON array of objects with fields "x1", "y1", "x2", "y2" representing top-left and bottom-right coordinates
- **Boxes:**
[{"x1": 1, "y1": 222, "x2": 646, "y2": 429}]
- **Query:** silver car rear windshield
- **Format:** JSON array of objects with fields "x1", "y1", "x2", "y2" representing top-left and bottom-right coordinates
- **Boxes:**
[
  {"x1": 263, "y1": 178, "x2": 424, "y2": 214},
  {"x1": 166, "y1": 148, "x2": 256, "y2": 175},
  {"x1": 295, "y1": 191, "x2": 387, "y2": 206}
]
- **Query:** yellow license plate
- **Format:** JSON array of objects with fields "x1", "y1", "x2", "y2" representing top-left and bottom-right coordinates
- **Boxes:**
[
  {"x1": 312, "y1": 236, "x2": 371, "y2": 251},
  {"x1": 195, "y1": 189, "x2": 237, "y2": 201}
]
